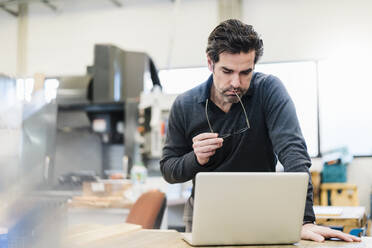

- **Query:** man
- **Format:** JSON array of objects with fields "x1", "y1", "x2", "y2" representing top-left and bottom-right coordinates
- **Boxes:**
[{"x1": 160, "y1": 19, "x2": 360, "y2": 242}]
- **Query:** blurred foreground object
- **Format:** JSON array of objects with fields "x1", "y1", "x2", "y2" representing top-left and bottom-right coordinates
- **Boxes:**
[
  {"x1": 0, "y1": 195, "x2": 67, "y2": 248},
  {"x1": 1, "y1": 74, "x2": 62, "y2": 247},
  {"x1": 0, "y1": 74, "x2": 57, "y2": 190}
]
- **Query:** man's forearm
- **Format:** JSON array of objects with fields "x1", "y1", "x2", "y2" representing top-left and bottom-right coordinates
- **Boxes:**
[
  {"x1": 304, "y1": 178, "x2": 316, "y2": 222},
  {"x1": 160, "y1": 150, "x2": 209, "y2": 184}
]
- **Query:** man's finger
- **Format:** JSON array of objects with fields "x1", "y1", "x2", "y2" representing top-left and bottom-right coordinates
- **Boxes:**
[
  {"x1": 194, "y1": 145, "x2": 221, "y2": 153},
  {"x1": 196, "y1": 151, "x2": 215, "y2": 159},
  {"x1": 317, "y1": 228, "x2": 349, "y2": 241},
  {"x1": 195, "y1": 138, "x2": 223, "y2": 146},
  {"x1": 310, "y1": 225, "x2": 361, "y2": 242},
  {"x1": 192, "y1": 132, "x2": 218, "y2": 143},
  {"x1": 192, "y1": 138, "x2": 223, "y2": 150},
  {"x1": 324, "y1": 230, "x2": 360, "y2": 242},
  {"x1": 349, "y1": 235, "x2": 362, "y2": 242},
  {"x1": 192, "y1": 139, "x2": 222, "y2": 150}
]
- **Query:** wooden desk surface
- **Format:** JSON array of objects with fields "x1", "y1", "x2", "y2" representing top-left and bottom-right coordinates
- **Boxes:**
[
  {"x1": 314, "y1": 206, "x2": 366, "y2": 219},
  {"x1": 85, "y1": 229, "x2": 371, "y2": 248}
]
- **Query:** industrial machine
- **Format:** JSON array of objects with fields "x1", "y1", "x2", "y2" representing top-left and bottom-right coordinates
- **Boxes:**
[
  {"x1": 138, "y1": 88, "x2": 177, "y2": 163},
  {"x1": 52, "y1": 44, "x2": 162, "y2": 186}
]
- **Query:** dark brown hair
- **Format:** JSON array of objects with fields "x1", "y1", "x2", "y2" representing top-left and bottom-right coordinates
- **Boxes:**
[{"x1": 206, "y1": 19, "x2": 264, "y2": 64}]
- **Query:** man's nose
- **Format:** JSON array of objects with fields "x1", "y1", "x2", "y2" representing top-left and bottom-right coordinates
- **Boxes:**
[{"x1": 231, "y1": 74, "x2": 241, "y2": 88}]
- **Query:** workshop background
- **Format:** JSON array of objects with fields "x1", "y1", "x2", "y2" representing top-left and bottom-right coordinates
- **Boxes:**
[{"x1": 1, "y1": 0, "x2": 372, "y2": 247}]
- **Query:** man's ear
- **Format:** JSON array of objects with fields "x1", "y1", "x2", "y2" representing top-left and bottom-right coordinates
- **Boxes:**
[{"x1": 207, "y1": 55, "x2": 214, "y2": 72}]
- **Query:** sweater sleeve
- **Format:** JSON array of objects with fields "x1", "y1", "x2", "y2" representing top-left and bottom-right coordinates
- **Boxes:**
[
  {"x1": 262, "y1": 75, "x2": 315, "y2": 222},
  {"x1": 160, "y1": 97, "x2": 210, "y2": 184}
]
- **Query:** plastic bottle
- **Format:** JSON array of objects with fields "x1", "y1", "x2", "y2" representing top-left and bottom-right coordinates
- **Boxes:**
[
  {"x1": 130, "y1": 163, "x2": 147, "y2": 200},
  {"x1": 131, "y1": 163, "x2": 147, "y2": 184}
]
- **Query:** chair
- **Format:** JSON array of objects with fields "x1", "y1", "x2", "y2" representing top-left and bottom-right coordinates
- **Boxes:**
[
  {"x1": 125, "y1": 189, "x2": 166, "y2": 229},
  {"x1": 320, "y1": 183, "x2": 359, "y2": 206}
]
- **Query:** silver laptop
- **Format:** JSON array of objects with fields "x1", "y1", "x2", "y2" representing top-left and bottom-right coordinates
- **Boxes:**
[{"x1": 182, "y1": 172, "x2": 309, "y2": 246}]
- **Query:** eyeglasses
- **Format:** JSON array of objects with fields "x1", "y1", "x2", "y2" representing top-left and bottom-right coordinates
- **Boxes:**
[{"x1": 205, "y1": 90, "x2": 250, "y2": 139}]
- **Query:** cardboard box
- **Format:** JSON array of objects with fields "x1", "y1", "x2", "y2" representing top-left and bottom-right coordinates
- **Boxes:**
[{"x1": 83, "y1": 180, "x2": 132, "y2": 197}]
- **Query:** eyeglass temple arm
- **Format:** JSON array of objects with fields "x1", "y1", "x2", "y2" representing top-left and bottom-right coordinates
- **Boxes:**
[
  {"x1": 205, "y1": 99, "x2": 214, "y2": 133},
  {"x1": 233, "y1": 91, "x2": 251, "y2": 129}
]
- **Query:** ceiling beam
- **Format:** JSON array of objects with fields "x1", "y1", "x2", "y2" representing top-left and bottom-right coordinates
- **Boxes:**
[
  {"x1": 41, "y1": 0, "x2": 57, "y2": 12},
  {"x1": 110, "y1": 0, "x2": 122, "y2": 7},
  {"x1": 0, "y1": 4, "x2": 18, "y2": 17}
]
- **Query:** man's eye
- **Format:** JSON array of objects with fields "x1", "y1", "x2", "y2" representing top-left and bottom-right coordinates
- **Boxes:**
[
  {"x1": 223, "y1": 70, "x2": 232, "y2": 74},
  {"x1": 241, "y1": 70, "x2": 251, "y2": 75}
]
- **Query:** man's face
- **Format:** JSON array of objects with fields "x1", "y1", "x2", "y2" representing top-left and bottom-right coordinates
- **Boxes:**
[{"x1": 208, "y1": 51, "x2": 255, "y2": 104}]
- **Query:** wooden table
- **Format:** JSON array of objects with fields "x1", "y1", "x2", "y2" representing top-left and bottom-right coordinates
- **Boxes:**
[
  {"x1": 314, "y1": 206, "x2": 367, "y2": 234},
  {"x1": 82, "y1": 229, "x2": 371, "y2": 248}
]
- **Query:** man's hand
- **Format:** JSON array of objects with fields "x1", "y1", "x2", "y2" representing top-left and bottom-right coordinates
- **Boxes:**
[
  {"x1": 301, "y1": 223, "x2": 361, "y2": 242},
  {"x1": 192, "y1": 133, "x2": 223, "y2": 165}
]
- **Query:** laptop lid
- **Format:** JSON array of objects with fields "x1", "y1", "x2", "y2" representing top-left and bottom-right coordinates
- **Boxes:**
[{"x1": 189, "y1": 172, "x2": 308, "y2": 246}]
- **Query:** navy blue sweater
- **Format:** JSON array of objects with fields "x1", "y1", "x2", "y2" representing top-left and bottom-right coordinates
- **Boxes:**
[{"x1": 160, "y1": 72, "x2": 315, "y2": 222}]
